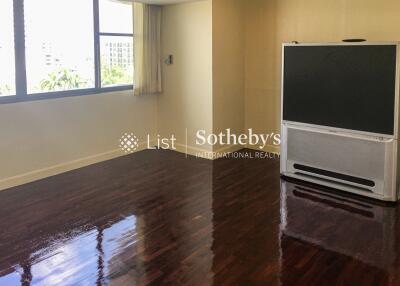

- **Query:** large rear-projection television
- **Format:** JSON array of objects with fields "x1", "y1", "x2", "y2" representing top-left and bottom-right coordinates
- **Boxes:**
[
  {"x1": 283, "y1": 44, "x2": 397, "y2": 135},
  {"x1": 281, "y1": 43, "x2": 400, "y2": 202}
]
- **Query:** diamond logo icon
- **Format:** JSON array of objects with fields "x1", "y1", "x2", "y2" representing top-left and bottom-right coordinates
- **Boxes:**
[{"x1": 119, "y1": 133, "x2": 139, "y2": 153}]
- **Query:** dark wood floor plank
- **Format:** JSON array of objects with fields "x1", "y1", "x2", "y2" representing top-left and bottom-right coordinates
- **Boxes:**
[{"x1": 0, "y1": 149, "x2": 398, "y2": 285}]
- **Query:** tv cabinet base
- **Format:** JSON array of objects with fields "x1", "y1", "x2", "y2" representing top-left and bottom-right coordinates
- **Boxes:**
[{"x1": 280, "y1": 123, "x2": 399, "y2": 202}]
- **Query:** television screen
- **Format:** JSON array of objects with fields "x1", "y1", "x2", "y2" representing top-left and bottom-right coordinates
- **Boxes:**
[{"x1": 283, "y1": 45, "x2": 397, "y2": 135}]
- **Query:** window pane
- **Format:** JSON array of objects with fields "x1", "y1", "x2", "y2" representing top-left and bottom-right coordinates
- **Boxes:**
[
  {"x1": 24, "y1": 0, "x2": 95, "y2": 94},
  {"x1": 99, "y1": 0, "x2": 133, "y2": 34},
  {"x1": 0, "y1": 0, "x2": 16, "y2": 96},
  {"x1": 100, "y1": 36, "x2": 133, "y2": 87}
]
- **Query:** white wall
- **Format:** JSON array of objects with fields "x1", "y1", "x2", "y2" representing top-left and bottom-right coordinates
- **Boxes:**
[{"x1": 0, "y1": 91, "x2": 157, "y2": 189}]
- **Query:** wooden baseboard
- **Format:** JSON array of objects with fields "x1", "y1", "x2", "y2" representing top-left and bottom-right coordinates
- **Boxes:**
[
  {"x1": 0, "y1": 141, "x2": 150, "y2": 192},
  {"x1": 173, "y1": 143, "x2": 214, "y2": 159},
  {"x1": 246, "y1": 144, "x2": 281, "y2": 154}
]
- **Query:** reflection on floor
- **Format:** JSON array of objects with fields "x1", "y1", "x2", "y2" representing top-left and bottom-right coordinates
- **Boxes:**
[
  {"x1": 280, "y1": 180, "x2": 399, "y2": 285},
  {"x1": 0, "y1": 149, "x2": 398, "y2": 285}
]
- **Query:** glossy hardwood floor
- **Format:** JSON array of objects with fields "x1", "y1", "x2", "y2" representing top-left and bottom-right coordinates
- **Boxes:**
[{"x1": 0, "y1": 149, "x2": 399, "y2": 285}]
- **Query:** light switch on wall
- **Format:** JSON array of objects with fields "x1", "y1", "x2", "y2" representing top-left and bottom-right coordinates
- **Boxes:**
[{"x1": 164, "y1": 55, "x2": 174, "y2": 65}]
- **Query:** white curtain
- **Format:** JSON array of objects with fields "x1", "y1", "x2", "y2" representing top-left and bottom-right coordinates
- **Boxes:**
[{"x1": 133, "y1": 3, "x2": 162, "y2": 96}]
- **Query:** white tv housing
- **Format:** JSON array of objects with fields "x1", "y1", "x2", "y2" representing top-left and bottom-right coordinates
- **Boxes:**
[{"x1": 280, "y1": 42, "x2": 400, "y2": 201}]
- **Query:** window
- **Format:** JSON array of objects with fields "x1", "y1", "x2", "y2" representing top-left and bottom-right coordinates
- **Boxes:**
[
  {"x1": 0, "y1": 0, "x2": 133, "y2": 103},
  {"x1": 99, "y1": 0, "x2": 134, "y2": 87},
  {"x1": 100, "y1": 36, "x2": 133, "y2": 87},
  {"x1": 24, "y1": 0, "x2": 95, "y2": 94},
  {"x1": 0, "y1": 0, "x2": 16, "y2": 97},
  {"x1": 99, "y1": 0, "x2": 133, "y2": 34}
]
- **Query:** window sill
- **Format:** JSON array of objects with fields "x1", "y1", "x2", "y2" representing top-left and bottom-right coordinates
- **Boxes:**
[{"x1": 0, "y1": 85, "x2": 134, "y2": 105}]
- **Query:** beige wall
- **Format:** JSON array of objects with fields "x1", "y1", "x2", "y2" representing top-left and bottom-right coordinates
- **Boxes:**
[
  {"x1": 212, "y1": 0, "x2": 245, "y2": 152},
  {"x1": 245, "y1": 0, "x2": 400, "y2": 153},
  {"x1": 158, "y1": 0, "x2": 213, "y2": 153},
  {"x1": 160, "y1": 0, "x2": 245, "y2": 154},
  {"x1": 244, "y1": 0, "x2": 279, "y2": 153},
  {"x1": 0, "y1": 91, "x2": 157, "y2": 188}
]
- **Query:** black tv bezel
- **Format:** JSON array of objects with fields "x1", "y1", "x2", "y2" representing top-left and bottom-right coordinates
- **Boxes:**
[{"x1": 281, "y1": 42, "x2": 399, "y2": 138}]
